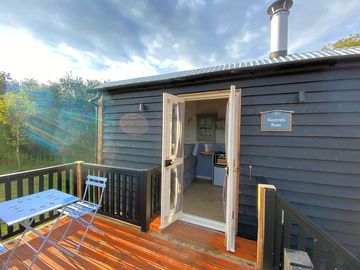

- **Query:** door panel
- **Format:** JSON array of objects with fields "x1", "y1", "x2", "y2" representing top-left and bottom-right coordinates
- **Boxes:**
[
  {"x1": 161, "y1": 93, "x2": 185, "y2": 229},
  {"x1": 225, "y1": 86, "x2": 242, "y2": 252}
]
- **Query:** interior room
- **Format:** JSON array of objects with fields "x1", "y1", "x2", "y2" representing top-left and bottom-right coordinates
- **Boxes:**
[{"x1": 183, "y1": 98, "x2": 228, "y2": 223}]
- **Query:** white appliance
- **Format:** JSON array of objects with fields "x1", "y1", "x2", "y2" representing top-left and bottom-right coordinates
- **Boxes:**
[{"x1": 213, "y1": 166, "x2": 225, "y2": 187}]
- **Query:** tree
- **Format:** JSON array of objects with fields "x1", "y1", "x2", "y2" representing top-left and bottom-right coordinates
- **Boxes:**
[
  {"x1": 48, "y1": 72, "x2": 100, "y2": 112},
  {"x1": 0, "y1": 71, "x2": 11, "y2": 95},
  {"x1": 0, "y1": 90, "x2": 34, "y2": 169},
  {"x1": 322, "y1": 33, "x2": 360, "y2": 50}
]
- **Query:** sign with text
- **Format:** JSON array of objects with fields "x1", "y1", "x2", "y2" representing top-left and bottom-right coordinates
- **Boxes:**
[{"x1": 260, "y1": 110, "x2": 293, "y2": 131}]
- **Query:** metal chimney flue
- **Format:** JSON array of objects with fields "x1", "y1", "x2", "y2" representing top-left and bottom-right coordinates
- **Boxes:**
[{"x1": 267, "y1": 0, "x2": 293, "y2": 58}]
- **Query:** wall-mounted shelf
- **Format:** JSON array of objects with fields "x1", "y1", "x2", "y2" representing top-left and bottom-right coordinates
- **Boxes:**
[{"x1": 197, "y1": 114, "x2": 217, "y2": 142}]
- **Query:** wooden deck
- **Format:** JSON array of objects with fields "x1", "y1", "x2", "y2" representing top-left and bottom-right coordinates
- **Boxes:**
[
  {"x1": 150, "y1": 217, "x2": 257, "y2": 267},
  {"x1": 0, "y1": 215, "x2": 256, "y2": 269}
]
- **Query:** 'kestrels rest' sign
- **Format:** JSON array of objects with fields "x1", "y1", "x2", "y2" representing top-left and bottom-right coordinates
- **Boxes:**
[{"x1": 260, "y1": 110, "x2": 293, "y2": 131}]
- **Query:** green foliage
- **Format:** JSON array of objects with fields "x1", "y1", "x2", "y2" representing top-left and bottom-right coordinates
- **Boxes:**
[
  {"x1": 48, "y1": 72, "x2": 100, "y2": 111},
  {"x1": 0, "y1": 90, "x2": 33, "y2": 133},
  {"x1": 20, "y1": 78, "x2": 46, "y2": 92},
  {"x1": 0, "y1": 90, "x2": 34, "y2": 168},
  {"x1": 46, "y1": 73, "x2": 101, "y2": 162},
  {"x1": 0, "y1": 72, "x2": 11, "y2": 94},
  {"x1": 0, "y1": 72, "x2": 102, "y2": 173},
  {"x1": 322, "y1": 33, "x2": 360, "y2": 50}
]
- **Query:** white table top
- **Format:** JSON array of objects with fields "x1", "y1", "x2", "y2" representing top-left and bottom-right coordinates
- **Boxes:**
[{"x1": 0, "y1": 189, "x2": 79, "y2": 226}]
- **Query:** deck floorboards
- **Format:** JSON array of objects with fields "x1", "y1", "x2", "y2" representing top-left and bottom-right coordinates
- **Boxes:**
[{"x1": 0, "y1": 215, "x2": 256, "y2": 269}]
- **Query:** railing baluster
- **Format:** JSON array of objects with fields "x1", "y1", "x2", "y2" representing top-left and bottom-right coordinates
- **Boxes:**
[
  {"x1": 124, "y1": 175, "x2": 129, "y2": 218},
  {"x1": 17, "y1": 178, "x2": 23, "y2": 198},
  {"x1": 312, "y1": 239, "x2": 322, "y2": 269},
  {"x1": 119, "y1": 173, "x2": 123, "y2": 216},
  {"x1": 39, "y1": 174, "x2": 45, "y2": 221},
  {"x1": 49, "y1": 172, "x2": 54, "y2": 189},
  {"x1": 29, "y1": 176, "x2": 34, "y2": 195},
  {"x1": 327, "y1": 250, "x2": 337, "y2": 269},
  {"x1": 112, "y1": 173, "x2": 116, "y2": 215},
  {"x1": 72, "y1": 169, "x2": 77, "y2": 196},
  {"x1": 4, "y1": 181, "x2": 13, "y2": 235},
  {"x1": 134, "y1": 175, "x2": 139, "y2": 221},
  {"x1": 39, "y1": 174, "x2": 44, "y2": 192},
  {"x1": 298, "y1": 226, "x2": 307, "y2": 251},
  {"x1": 57, "y1": 171, "x2": 62, "y2": 191},
  {"x1": 66, "y1": 169, "x2": 70, "y2": 194},
  {"x1": 104, "y1": 172, "x2": 110, "y2": 213},
  {"x1": 113, "y1": 173, "x2": 117, "y2": 215},
  {"x1": 128, "y1": 176, "x2": 134, "y2": 219},
  {"x1": 283, "y1": 215, "x2": 291, "y2": 248}
]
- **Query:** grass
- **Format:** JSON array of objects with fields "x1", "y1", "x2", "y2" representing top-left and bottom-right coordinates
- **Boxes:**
[
  {"x1": 0, "y1": 160, "x2": 64, "y2": 175},
  {"x1": 0, "y1": 152, "x2": 67, "y2": 175}
]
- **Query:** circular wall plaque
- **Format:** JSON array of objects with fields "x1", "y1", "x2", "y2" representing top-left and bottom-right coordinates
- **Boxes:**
[{"x1": 119, "y1": 113, "x2": 149, "y2": 135}]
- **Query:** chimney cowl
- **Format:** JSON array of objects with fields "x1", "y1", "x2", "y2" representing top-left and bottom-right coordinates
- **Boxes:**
[
  {"x1": 267, "y1": 0, "x2": 293, "y2": 16},
  {"x1": 267, "y1": 0, "x2": 293, "y2": 59}
]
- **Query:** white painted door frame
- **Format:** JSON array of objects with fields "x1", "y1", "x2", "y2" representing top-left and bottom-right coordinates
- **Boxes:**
[
  {"x1": 160, "y1": 93, "x2": 185, "y2": 229},
  {"x1": 161, "y1": 88, "x2": 241, "y2": 253},
  {"x1": 225, "y1": 86, "x2": 242, "y2": 252}
]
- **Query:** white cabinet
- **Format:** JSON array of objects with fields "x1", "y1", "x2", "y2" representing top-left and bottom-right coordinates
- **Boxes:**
[{"x1": 213, "y1": 166, "x2": 225, "y2": 187}]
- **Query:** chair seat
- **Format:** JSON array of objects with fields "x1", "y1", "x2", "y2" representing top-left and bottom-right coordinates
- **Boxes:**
[
  {"x1": 58, "y1": 201, "x2": 97, "y2": 219},
  {"x1": 77, "y1": 201, "x2": 99, "y2": 211},
  {"x1": 0, "y1": 243, "x2": 8, "y2": 255}
]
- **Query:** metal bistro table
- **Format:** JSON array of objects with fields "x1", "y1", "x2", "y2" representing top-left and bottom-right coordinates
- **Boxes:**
[{"x1": 0, "y1": 189, "x2": 79, "y2": 269}]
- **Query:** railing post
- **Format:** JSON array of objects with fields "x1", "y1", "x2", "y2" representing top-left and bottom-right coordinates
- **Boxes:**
[
  {"x1": 76, "y1": 161, "x2": 84, "y2": 198},
  {"x1": 138, "y1": 170, "x2": 150, "y2": 232},
  {"x1": 97, "y1": 96, "x2": 103, "y2": 164},
  {"x1": 257, "y1": 184, "x2": 276, "y2": 270}
]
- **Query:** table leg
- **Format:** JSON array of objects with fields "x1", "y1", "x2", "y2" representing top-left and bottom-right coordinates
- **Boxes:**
[
  {"x1": 2, "y1": 217, "x2": 35, "y2": 270},
  {"x1": 60, "y1": 219, "x2": 73, "y2": 242},
  {"x1": 19, "y1": 221, "x2": 75, "y2": 258},
  {"x1": 28, "y1": 211, "x2": 74, "y2": 269}
]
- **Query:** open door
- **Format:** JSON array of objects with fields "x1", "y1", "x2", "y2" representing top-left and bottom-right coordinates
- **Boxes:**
[
  {"x1": 160, "y1": 93, "x2": 185, "y2": 229},
  {"x1": 225, "y1": 86, "x2": 241, "y2": 252}
]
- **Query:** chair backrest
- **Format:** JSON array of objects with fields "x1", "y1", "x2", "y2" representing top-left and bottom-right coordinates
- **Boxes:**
[{"x1": 82, "y1": 175, "x2": 107, "y2": 206}]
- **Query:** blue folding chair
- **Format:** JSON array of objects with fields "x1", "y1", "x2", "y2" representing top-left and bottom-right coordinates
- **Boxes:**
[{"x1": 58, "y1": 175, "x2": 107, "y2": 252}]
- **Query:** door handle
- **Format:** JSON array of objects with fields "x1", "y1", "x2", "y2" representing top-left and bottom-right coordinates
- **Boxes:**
[{"x1": 164, "y1": 159, "x2": 174, "y2": 168}]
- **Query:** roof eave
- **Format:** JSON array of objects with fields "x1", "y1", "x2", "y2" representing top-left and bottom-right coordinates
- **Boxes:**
[{"x1": 96, "y1": 50, "x2": 360, "y2": 92}]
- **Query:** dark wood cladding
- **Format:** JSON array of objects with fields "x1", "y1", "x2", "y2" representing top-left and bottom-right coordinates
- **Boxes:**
[{"x1": 101, "y1": 62, "x2": 360, "y2": 257}]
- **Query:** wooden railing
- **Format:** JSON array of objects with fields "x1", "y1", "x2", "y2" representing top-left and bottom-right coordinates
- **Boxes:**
[
  {"x1": 0, "y1": 163, "x2": 77, "y2": 240},
  {"x1": 257, "y1": 184, "x2": 360, "y2": 270},
  {"x1": 0, "y1": 162, "x2": 161, "y2": 241},
  {"x1": 79, "y1": 163, "x2": 161, "y2": 232}
]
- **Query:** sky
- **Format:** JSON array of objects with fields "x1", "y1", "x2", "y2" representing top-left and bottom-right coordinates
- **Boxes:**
[{"x1": 0, "y1": 0, "x2": 359, "y2": 83}]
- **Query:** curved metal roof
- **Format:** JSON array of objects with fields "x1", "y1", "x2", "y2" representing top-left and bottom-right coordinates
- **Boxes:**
[{"x1": 97, "y1": 46, "x2": 360, "y2": 90}]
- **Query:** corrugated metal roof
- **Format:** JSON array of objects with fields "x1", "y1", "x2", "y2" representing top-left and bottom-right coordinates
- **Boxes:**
[{"x1": 97, "y1": 46, "x2": 360, "y2": 90}]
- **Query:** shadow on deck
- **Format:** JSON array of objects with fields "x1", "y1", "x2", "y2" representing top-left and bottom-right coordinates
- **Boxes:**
[{"x1": 0, "y1": 215, "x2": 256, "y2": 270}]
